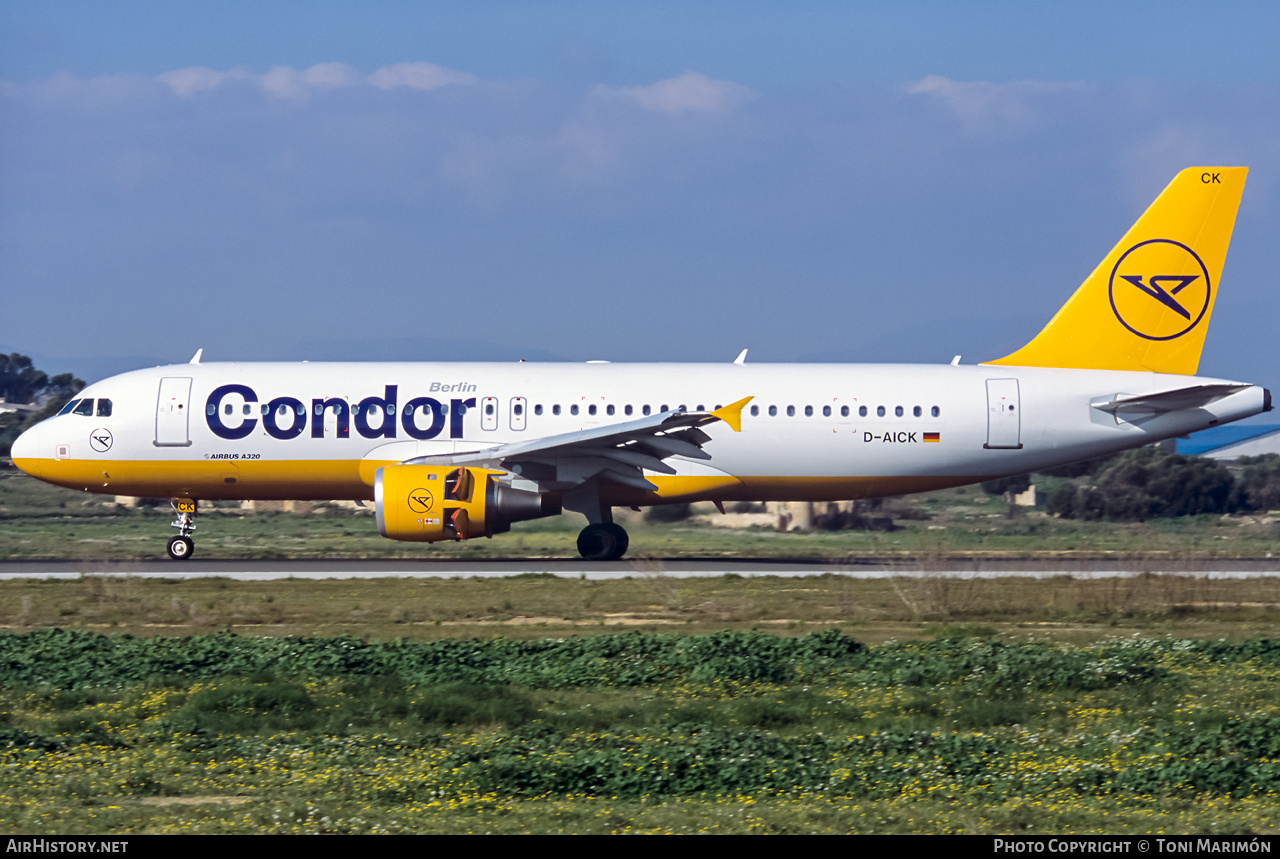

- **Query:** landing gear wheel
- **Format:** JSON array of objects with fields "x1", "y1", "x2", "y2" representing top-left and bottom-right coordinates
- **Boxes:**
[
  {"x1": 603, "y1": 522, "x2": 629, "y2": 559},
  {"x1": 576, "y1": 522, "x2": 629, "y2": 561},
  {"x1": 167, "y1": 536, "x2": 195, "y2": 561}
]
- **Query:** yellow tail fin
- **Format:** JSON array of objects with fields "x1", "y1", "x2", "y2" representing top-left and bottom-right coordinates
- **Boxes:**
[{"x1": 985, "y1": 167, "x2": 1247, "y2": 375}]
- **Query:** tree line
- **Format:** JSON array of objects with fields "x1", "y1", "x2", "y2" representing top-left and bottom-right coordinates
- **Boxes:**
[
  {"x1": 0, "y1": 353, "x2": 85, "y2": 456},
  {"x1": 985, "y1": 446, "x2": 1280, "y2": 521}
]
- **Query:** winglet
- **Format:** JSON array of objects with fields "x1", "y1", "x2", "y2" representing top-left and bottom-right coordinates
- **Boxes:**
[
  {"x1": 710, "y1": 396, "x2": 753, "y2": 432},
  {"x1": 734, "y1": 349, "x2": 748, "y2": 365},
  {"x1": 189, "y1": 348, "x2": 203, "y2": 364}
]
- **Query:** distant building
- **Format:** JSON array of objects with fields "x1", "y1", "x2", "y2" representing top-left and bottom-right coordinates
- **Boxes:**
[
  {"x1": 1010, "y1": 485, "x2": 1044, "y2": 506},
  {"x1": 0, "y1": 398, "x2": 39, "y2": 416},
  {"x1": 1177, "y1": 425, "x2": 1280, "y2": 461}
]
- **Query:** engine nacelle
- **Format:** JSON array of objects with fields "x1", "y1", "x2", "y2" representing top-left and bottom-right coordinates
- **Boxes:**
[{"x1": 375, "y1": 464, "x2": 559, "y2": 542}]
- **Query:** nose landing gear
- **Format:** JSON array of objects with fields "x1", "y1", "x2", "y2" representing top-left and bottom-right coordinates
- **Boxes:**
[
  {"x1": 167, "y1": 535, "x2": 194, "y2": 560},
  {"x1": 167, "y1": 498, "x2": 197, "y2": 560}
]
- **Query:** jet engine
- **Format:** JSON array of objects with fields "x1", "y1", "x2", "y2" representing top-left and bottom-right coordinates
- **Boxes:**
[{"x1": 375, "y1": 464, "x2": 559, "y2": 542}]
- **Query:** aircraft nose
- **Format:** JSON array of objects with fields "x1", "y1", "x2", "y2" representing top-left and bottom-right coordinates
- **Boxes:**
[{"x1": 10, "y1": 422, "x2": 44, "y2": 476}]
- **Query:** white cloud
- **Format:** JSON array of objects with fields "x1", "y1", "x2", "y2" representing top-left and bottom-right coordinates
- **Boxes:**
[
  {"x1": 906, "y1": 74, "x2": 1083, "y2": 129},
  {"x1": 157, "y1": 66, "x2": 250, "y2": 98},
  {"x1": 260, "y1": 66, "x2": 309, "y2": 100},
  {"x1": 368, "y1": 62, "x2": 478, "y2": 91},
  {"x1": 154, "y1": 61, "x2": 475, "y2": 100},
  {"x1": 2, "y1": 70, "x2": 160, "y2": 105},
  {"x1": 304, "y1": 62, "x2": 361, "y2": 89},
  {"x1": 594, "y1": 71, "x2": 755, "y2": 116}
]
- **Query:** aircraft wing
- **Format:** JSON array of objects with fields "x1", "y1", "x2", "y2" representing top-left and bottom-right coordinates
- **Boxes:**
[{"x1": 399, "y1": 396, "x2": 753, "y2": 492}]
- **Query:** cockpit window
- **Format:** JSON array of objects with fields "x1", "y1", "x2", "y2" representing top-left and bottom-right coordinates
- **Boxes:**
[
  {"x1": 72, "y1": 399, "x2": 94, "y2": 416},
  {"x1": 58, "y1": 399, "x2": 81, "y2": 416},
  {"x1": 96, "y1": 399, "x2": 112, "y2": 417}
]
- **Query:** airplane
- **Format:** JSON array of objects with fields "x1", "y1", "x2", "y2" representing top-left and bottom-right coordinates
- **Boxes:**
[{"x1": 9, "y1": 167, "x2": 1270, "y2": 562}]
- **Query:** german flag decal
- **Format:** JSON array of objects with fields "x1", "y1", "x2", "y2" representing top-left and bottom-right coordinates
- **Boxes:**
[{"x1": 923, "y1": 432, "x2": 941, "y2": 443}]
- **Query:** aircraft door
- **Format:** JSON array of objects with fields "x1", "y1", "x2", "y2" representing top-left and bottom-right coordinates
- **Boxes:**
[
  {"x1": 155, "y1": 377, "x2": 193, "y2": 447},
  {"x1": 480, "y1": 396, "x2": 498, "y2": 431},
  {"x1": 984, "y1": 378, "x2": 1023, "y2": 450},
  {"x1": 510, "y1": 397, "x2": 527, "y2": 431}
]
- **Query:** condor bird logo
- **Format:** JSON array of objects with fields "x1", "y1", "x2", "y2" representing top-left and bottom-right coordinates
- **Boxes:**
[
  {"x1": 1108, "y1": 238, "x2": 1211, "y2": 341},
  {"x1": 89, "y1": 428, "x2": 113, "y2": 452},
  {"x1": 407, "y1": 488, "x2": 435, "y2": 514}
]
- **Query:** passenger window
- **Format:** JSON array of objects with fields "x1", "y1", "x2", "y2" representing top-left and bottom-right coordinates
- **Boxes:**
[
  {"x1": 895, "y1": 406, "x2": 904, "y2": 417},
  {"x1": 932, "y1": 406, "x2": 941, "y2": 417},
  {"x1": 769, "y1": 405, "x2": 777, "y2": 417},
  {"x1": 841, "y1": 406, "x2": 849, "y2": 417},
  {"x1": 624, "y1": 405, "x2": 633, "y2": 416},
  {"x1": 514, "y1": 404, "x2": 524, "y2": 416},
  {"x1": 97, "y1": 399, "x2": 113, "y2": 417},
  {"x1": 750, "y1": 405, "x2": 759, "y2": 416},
  {"x1": 805, "y1": 406, "x2": 814, "y2": 417},
  {"x1": 59, "y1": 399, "x2": 80, "y2": 416},
  {"x1": 787, "y1": 405, "x2": 796, "y2": 417},
  {"x1": 913, "y1": 406, "x2": 922, "y2": 417},
  {"x1": 876, "y1": 406, "x2": 885, "y2": 417},
  {"x1": 588, "y1": 405, "x2": 597, "y2": 416},
  {"x1": 822, "y1": 405, "x2": 831, "y2": 417},
  {"x1": 485, "y1": 403, "x2": 495, "y2": 416},
  {"x1": 553, "y1": 405, "x2": 561, "y2": 416},
  {"x1": 696, "y1": 404, "x2": 704, "y2": 411},
  {"x1": 73, "y1": 399, "x2": 95, "y2": 416},
  {"x1": 643, "y1": 405, "x2": 651, "y2": 416},
  {"x1": 570, "y1": 405, "x2": 579, "y2": 416},
  {"x1": 535, "y1": 404, "x2": 543, "y2": 416},
  {"x1": 607, "y1": 405, "x2": 615, "y2": 416},
  {"x1": 661, "y1": 404, "x2": 669, "y2": 412},
  {"x1": 859, "y1": 406, "x2": 867, "y2": 417}
]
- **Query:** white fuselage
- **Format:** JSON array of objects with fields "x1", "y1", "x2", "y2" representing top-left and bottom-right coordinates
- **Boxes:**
[{"x1": 10, "y1": 361, "x2": 1268, "y2": 506}]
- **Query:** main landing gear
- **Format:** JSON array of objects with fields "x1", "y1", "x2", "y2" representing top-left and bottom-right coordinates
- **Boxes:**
[
  {"x1": 563, "y1": 485, "x2": 630, "y2": 562},
  {"x1": 167, "y1": 498, "x2": 197, "y2": 560},
  {"x1": 576, "y1": 522, "x2": 629, "y2": 562}
]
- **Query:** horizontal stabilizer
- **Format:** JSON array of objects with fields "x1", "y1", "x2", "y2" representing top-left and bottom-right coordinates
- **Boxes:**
[{"x1": 1091, "y1": 383, "x2": 1252, "y2": 415}]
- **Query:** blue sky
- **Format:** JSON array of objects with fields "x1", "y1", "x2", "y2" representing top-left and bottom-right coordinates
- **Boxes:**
[{"x1": 2, "y1": 1, "x2": 1278, "y2": 389}]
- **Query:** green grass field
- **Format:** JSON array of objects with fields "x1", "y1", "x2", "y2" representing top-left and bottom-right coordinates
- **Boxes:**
[{"x1": 3, "y1": 628, "x2": 1280, "y2": 834}]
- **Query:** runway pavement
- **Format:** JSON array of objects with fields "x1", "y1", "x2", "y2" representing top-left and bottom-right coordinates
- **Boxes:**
[{"x1": 2, "y1": 557, "x2": 1280, "y2": 580}]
